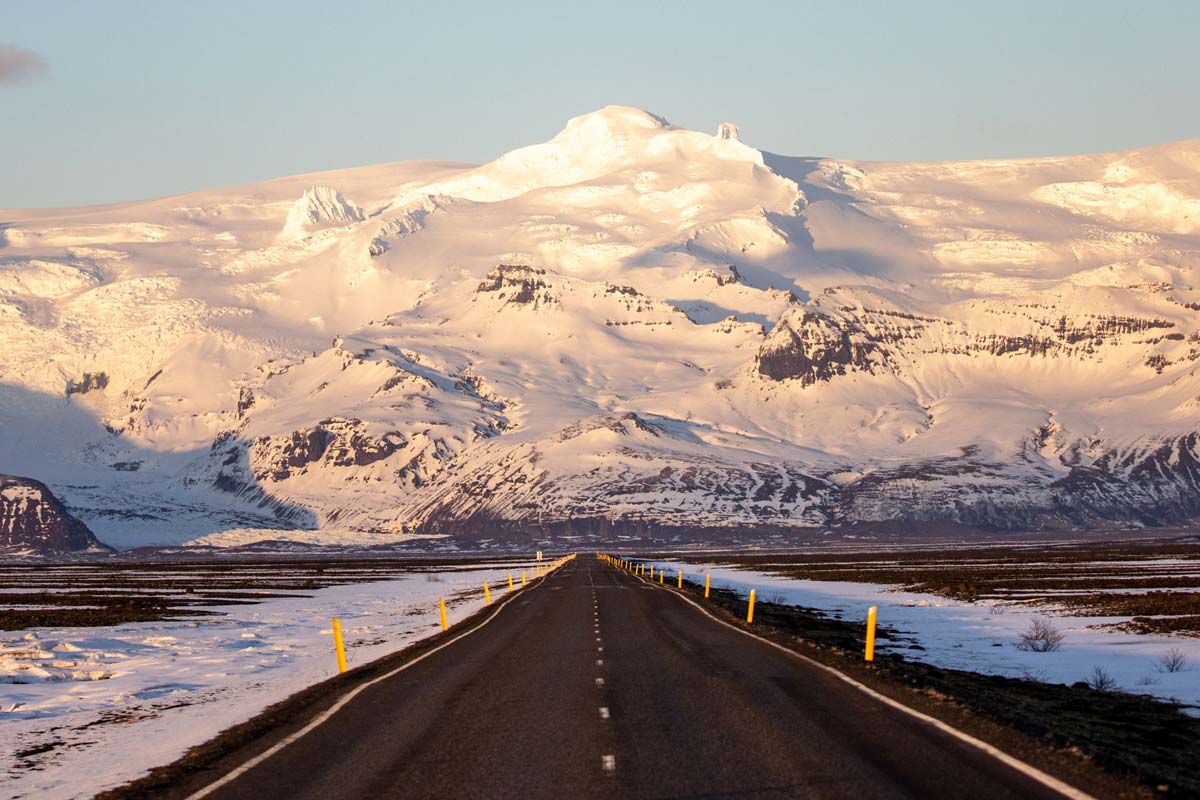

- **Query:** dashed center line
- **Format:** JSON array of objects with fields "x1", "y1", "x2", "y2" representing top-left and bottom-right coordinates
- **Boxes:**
[
  {"x1": 602, "y1": 754, "x2": 616, "y2": 772},
  {"x1": 595, "y1": 677, "x2": 605, "y2": 687},
  {"x1": 599, "y1": 706, "x2": 610, "y2": 720},
  {"x1": 596, "y1": 658, "x2": 604, "y2": 666}
]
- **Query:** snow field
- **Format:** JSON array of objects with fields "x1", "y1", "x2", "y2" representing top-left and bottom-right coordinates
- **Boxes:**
[
  {"x1": 0, "y1": 562, "x2": 535, "y2": 799},
  {"x1": 647, "y1": 559, "x2": 1200, "y2": 711}
]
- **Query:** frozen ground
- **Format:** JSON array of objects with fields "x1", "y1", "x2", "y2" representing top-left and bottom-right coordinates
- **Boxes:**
[
  {"x1": 0, "y1": 562, "x2": 532, "y2": 799},
  {"x1": 651, "y1": 559, "x2": 1200, "y2": 711}
]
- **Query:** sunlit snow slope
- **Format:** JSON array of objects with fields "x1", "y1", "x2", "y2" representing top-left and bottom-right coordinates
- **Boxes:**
[{"x1": 5, "y1": 106, "x2": 1200, "y2": 548}]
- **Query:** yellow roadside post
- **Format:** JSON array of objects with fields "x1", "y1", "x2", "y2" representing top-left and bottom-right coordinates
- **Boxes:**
[
  {"x1": 704, "y1": 574, "x2": 711, "y2": 598},
  {"x1": 331, "y1": 617, "x2": 348, "y2": 674},
  {"x1": 747, "y1": 590, "x2": 757, "y2": 624},
  {"x1": 509, "y1": 573, "x2": 514, "y2": 591},
  {"x1": 649, "y1": 565, "x2": 654, "y2": 579},
  {"x1": 484, "y1": 582, "x2": 492, "y2": 605},
  {"x1": 522, "y1": 570, "x2": 527, "y2": 586},
  {"x1": 677, "y1": 570, "x2": 683, "y2": 589},
  {"x1": 865, "y1": 606, "x2": 878, "y2": 662},
  {"x1": 439, "y1": 598, "x2": 448, "y2": 631},
  {"x1": 659, "y1": 570, "x2": 664, "y2": 584}
]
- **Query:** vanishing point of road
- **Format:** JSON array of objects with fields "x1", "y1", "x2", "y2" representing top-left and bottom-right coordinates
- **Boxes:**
[{"x1": 169, "y1": 558, "x2": 1079, "y2": 800}]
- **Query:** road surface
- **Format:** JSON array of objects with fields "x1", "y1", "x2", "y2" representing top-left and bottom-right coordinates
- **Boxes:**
[{"x1": 175, "y1": 558, "x2": 1076, "y2": 799}]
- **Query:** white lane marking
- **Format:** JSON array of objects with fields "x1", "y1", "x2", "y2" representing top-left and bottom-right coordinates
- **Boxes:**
[
  {"x1": 599, "y1": 706, "x2": 610, "y2": 720},
  {"x1": 183, "y1": 580, "x2": 537, "y2": 800},
  {"x1": 640, "y1": 574, "x2": 1094, "y2": 800},
  {"x1": 595, "y1": 677, "x2": 605, "y2": 687},
  {"x1": 596, "y1": 658, "x2": 604, "y2": 666},
  {"x1": 602, "y1": 754, "x2": 616, "y2": 772},
  {"x1": 597, "y1": 646, "x2": 603, "y2": 652},
  {"x1": 595, "y1": 636, "x2": 602, "y2": 642}
]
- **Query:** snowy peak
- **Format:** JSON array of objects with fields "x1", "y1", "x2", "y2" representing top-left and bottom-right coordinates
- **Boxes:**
[
  {"x1": 278, "y1": 185, "x2": 366, "y2": 241},
  {"x1": 559, "y1": 105, "x2": 670, "y2": 137},
  {"x1": 391, "y1": 106, "x2": 771, "y2": 208}
]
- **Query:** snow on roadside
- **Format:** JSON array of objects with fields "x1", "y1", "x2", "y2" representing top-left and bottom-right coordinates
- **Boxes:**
[
  {"x1": 0, "y1": 563, "x2": 531, "y2": 799},
  {"x1": 651, "y1": 560, "x2": 1200, "y2": 711}
]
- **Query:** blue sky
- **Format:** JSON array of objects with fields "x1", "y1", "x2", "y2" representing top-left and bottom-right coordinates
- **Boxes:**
[{"x1": 3, "y1": 0, "x2": 1198, "y2": 208}]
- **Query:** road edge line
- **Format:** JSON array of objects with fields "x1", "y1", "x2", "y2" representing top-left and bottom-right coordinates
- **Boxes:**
[
  {"x1": 631, "y1": 568, "x2": 1094, "y2": 800},
  {"x1": 183, "y1": 568, "x2": 553, "y2": 800}
]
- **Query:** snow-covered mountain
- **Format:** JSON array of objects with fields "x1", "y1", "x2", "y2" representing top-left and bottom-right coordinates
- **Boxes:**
[{"x1": 4, "y1": 106, "x2": 1200, "y2": 548}]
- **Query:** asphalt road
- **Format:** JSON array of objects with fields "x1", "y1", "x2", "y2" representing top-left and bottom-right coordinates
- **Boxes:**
[{"x1": 178, "y1": 558, "x2": 1075, "y2": 800}]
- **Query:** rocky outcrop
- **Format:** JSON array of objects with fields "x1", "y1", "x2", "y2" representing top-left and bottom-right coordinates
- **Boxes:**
[
  {"x1": 0, "y1": 475, "x2": 110, "y2": 553},
  {"x1": 475, "y1": 265, "x2": 556, "y2": 308},
  {"x1": 250, "y1": 418, "x2": 410, "y2": 481},
  {"x1": 756, "y1": 310, "x2": 882, "y2": 384},
  {"x1": 66, "y1": 371, "x2": 108, "y2": 397}
]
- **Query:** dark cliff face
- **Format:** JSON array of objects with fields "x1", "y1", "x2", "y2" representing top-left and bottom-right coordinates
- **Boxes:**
[
  {"x1": 66, "y1": 371, "x2": 109, "y2": 397},
  {"x1": 756, "y1": 311, "x2": 882, "y2": 384},
  {"x1": 0, "y1": 475, "x2": 110, "y2": 553},
  {"x1": 475, "y1": 265, "x2": 556, "y2": 308},
  {"x1": 250, "y1": 418, "x2": 408, "y2": 482}
]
